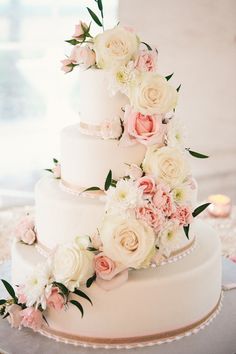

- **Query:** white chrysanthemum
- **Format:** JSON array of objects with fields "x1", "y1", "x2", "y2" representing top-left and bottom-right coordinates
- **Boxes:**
[
  {"x1": 157, "y1": 221, "x2": 183, "y2": 257},
  {"x1": 166, "y1": 117, "x2": 187, "y2": 147},
  {"x1": 172, "y1": 179, "x2": 197, "y2": 206},
  {"x1": 105, "y1": 179, "x2": 143, "y2": 213},
  {"x1": 23, "y1": 262, "x2": 52, "y2": 309},
  {"x1": 108, "y1": 61, "x2": 138, "y2": 95}
]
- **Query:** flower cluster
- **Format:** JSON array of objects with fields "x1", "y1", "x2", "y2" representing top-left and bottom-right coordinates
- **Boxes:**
[{"x1": 0, "y1": 239, "x2": 94, "y2": 331}]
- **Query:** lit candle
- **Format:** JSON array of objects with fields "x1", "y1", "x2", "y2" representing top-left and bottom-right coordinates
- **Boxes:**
[{"x1": 208, "y1": 194, "x2": 232, "y2": 218}]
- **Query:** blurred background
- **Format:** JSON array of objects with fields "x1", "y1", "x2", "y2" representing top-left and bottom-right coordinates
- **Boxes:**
[{"x1": 0, "y1": 0, "x2": 235, "y2": 208}]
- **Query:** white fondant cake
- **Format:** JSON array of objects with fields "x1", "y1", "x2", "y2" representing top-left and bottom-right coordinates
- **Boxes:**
[
  {"x1": 2, "y1": 9, "x2": 223, "y2": 349},
  {"x1": 11, "y1": 221, "x2": 222, "y2": 345}
]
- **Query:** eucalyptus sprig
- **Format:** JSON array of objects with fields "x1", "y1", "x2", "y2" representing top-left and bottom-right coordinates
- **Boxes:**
[
  {"x1": 186, "y1": 148, "x2": 209, "y2": 159},
  {"x1": 87, "y1": 0, "x2": 104, "y2": 30}
]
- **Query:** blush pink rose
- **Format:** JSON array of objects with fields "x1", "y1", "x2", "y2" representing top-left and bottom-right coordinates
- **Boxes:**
[
  {"x1": 7, "y1": 304, "x2": 22, "y2": 329},
  {"x1": 94, "y1": 254, "x2": 116, "y2": 281},
  {"x1": 70, "y1": 45, "x2": 96, "y2": 70},
  {"x1": 72, "y1": 21, "x2": 88, "y2": 38},
  {"x1": 137, "y1": 176, "x2": 156, "y2": 195},
  {"x1": 135, "y1": 49, "x2": 158, "y2": 72},
  {"x1": 153, "y1": 183, "x2": 176, "y2": 217},
  {"x1": 60, "y1": 59, "x2": 74, "y2": 73},
  {"x1": 16, "y1": 285, "x2": 27, "y2": 304},
  {"x1": 20, "y1": 307, "x2": 43, "y2": 331},
  {"x1": 15, "y1": 216, "x2": 37, "y2": 245},
  {"x1": 136, "y1": 205, "x2": 164, "y2": 232},
  {"x1": 47, "y1": 288, "x2": 64, "y2": 311},
  {"x1": 229, "y1": 255, "x2": 236, "y2": 263},
  {"x1": 125, "y1": 164, "x2": 143, "y2": 180},
  {"x1": 121, "y1": 106, "x2": 166, "y2": 146},
  {"x1": 172, "y1": 205, "x2": 193, "y2": 226}
]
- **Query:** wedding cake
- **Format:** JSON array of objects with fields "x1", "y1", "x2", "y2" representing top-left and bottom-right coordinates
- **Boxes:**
[{"x1": 1, "y1": 1, "x2": 222, "y2": 348}]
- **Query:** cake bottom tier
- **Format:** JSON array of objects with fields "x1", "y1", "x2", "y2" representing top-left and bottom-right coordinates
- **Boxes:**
[{"x1": 11, "y1": 220, "x2": 222, "y2": 347}]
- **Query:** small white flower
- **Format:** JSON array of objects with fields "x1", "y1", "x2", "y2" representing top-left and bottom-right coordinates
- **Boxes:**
[
  {"x1": 171, "y1": 179, "x2": 196, "y2": 206},
  {"x1": 157, "y1": 221, "x2": 183, "y2": 257},
  {"x1": 105, "y1": 179, "x2": 143, "y2": 213},
  {"x1": 108, "y1": 61, "x2": 138, "y2": 95},
  {"x1": 124, "y1": 163, "x2": 143, "y2": 180},
  {"x1": 23, "y1": 262, "x2": 52, "y2": 310},
  {"x1": 166, "y1": 117, "x2": 187, "y2": 147},
  {"x1": 100, "y1": 116, "x2": 122, "y2": 139}
]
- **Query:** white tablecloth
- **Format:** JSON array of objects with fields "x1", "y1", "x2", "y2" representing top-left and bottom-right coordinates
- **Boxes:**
[{"x1": 0, "y1": 259, "x2": 235, "y2": 354}]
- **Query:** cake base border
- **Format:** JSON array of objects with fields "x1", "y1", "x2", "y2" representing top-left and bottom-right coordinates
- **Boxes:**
[{"x1": 38, "y1": 293, "x2": 223, "y2": 349}]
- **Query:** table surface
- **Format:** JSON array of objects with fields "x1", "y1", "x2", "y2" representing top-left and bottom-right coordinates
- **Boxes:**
[{"x1": 0, "y1": 258, "x2": 235, "y2": 354}]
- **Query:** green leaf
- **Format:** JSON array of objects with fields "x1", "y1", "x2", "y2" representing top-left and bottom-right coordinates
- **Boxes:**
[
  {"x1": 65, "y1": 39, "x2": 80, "y2": 45},
  {"x1": 104, "y1": 170, "x2": 112, "y2": 191},
  {"x1": 183, "y1": 225, "x2": 190, "y2": 239},
  {"x1": 87, "y1": 7, "x2": 103, "y2": 27},
  {"x1": 176, "y1": 84, "x2": 181, "y2": 92},
  {"x1": 53, "y1": 158, "x2": 58, "y2": 164},
  {"x1": 192, "y1": 203, "x2": 211, "y2": 218},
  {"x1": 73, "y1": 289, "x2": 93, "y2": 306},
  {"x1": 86, "y1": 273, "x2": 97, "y2": 288},
  {"x1": 165, "y1": 73, "x2": 174, "y2": 81},
  {"x1": 2, "y1": 312, "x2": 9, "y2": 319},
  {"x1": 43, "y1": 315, "x2": 49, "y2": 327},
  {"x1": 83, "y1": 186, "x2": 101, "y2": 192},
  {"x1": 87, "y1": 247, "x2": 98, "y2": 252},
  {"x1": 53, "y1": 282, "x2": 69, "y2": 297},
  {"x1": 96, "y1": 0, "x2": 103, "y2": 17},
  {"x1": 187, "y1": 149, "x2": 209, "y2": 159},
  {"x1": 44, "y1": 168, "x2": 53, "y2": 173},
  {"x1": 141, "y1": 41, "x2": 152, "y2": 50},
  {"x1": 70, "y1": 300, "x2": 84, "y2": 317},
  {"x1": 1, "y1": 280, "x2": 16, "y2": 301},
  {"x1": 0, "y1": 299, "x2": 6, "y2": 305}
]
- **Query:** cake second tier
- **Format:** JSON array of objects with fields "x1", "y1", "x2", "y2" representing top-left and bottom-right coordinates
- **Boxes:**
[{"x1": 60, "y1": 124, "x2": 146, "y2": 190}]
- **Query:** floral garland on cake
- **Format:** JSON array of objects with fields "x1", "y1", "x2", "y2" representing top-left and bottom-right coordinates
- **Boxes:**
[{"x1": 1, "y1": 0, "x2": 211, "y2": 331}]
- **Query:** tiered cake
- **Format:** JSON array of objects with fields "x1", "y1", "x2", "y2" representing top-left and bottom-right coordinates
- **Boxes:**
[{"x1": 1, "y1": 2, "x2": 222, "y2": 348}]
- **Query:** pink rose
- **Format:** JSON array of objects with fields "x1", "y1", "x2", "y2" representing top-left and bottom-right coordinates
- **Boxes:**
[
  {"x1": 15, "y1": 216, "x2": 37, "y2": 245},
  {"x1": 94, "y1": 254, "x2": 116, "y2": 281},
  {"x1": 172, "y1": 205, "x2": 193, "y2": 226},
  {"x1": 136, "y1": 204, "x2": 164, "y2": 232},
  {"x1": 16, "y1": 285, "x2": 27, "y2": 304},
  {"x1": 153, "y1": 183, "x2": 176, "y2": 217},
  {"x1": 137, "y1": 176, "x2": 156, "y2": 195},
  {"x1": 121, "y1": 106, "x2": 166, "y2": 146},
  {"x1": 70, "y1": 45, "x2": 96, "y2": 70},
  {"x1": 7, "y1": 304, "x2": 22, "y2": 329},
  {"x1": 125, "y1": 164, "x2": 143, "y2": 180},
  {"x1": 229, "y1": 255, "x2": 236, "y2": 263},
  {"x1": 53, "y1": 163, "x2": 61, "y2": 179},
  {"x1": 20, "y1": 307, "x2": 43, "y2": 331},
  {"x1": 47, "y1": 288, "x2": 64, "y2": 311},
  {"x1": 72, "y1": 21, "x2": 88, "y2": 39},
  {"x1": 60, "y1": 59, "x2": 74, "y2": 73},
  {"x1": 135, "y1": 49, "x2": 158, "y2": 72}
]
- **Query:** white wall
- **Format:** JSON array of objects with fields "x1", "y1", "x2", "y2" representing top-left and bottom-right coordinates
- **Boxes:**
[{"x1": 119, "y1": 0, "x2": 236, "y2": 201}]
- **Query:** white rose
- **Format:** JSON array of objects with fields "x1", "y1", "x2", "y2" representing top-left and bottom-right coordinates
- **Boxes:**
[
  {"x1": 129, "y1": 72, "x2": 178, "y2": 114},
  {"x1": 52, "y1": 242, "x2": 94, "y2": 291},
  {"x1": 143, "y1": 146, "x2": 190, "y2": 188},
  {"x1": 94, "y1": 26, "x2": 139, "y2": 69},
  {"x1": 99, "y1": 215, "x2": 155, "y2": 269}
]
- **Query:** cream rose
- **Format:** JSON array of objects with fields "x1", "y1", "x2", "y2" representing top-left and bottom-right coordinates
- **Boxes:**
[
  {"x1": 99, "y1": 215, "x2": 155, "y2": 269},
  {"x1": 129, "y1": 72, "x2": 178, "y2": 114},
  {"x1": 143, "y1": 146, "x2": 190, "y2": 188},
  {"x1": 94, "y1": 26, "x2": 139, "y2": 69},
  {"x1": 52, "y1": 242, "x2": 94, "y2": 291}
]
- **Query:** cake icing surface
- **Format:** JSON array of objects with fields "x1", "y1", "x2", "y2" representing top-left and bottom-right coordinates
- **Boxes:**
[{"x1": 0, "y1": 1, "x2": 223, "y2": 348}]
